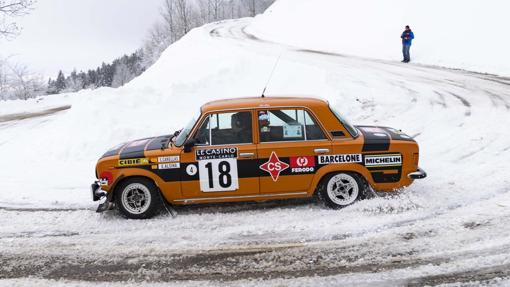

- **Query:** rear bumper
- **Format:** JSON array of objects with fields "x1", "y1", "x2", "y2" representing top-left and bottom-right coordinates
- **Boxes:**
[{"x1": 407, "y1": 168, "x2": 427, "y2": 179}]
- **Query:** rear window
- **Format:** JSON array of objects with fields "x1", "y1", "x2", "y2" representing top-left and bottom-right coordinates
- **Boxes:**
[{"x1": 329, "y1": 106, "x2": 359, "y2": 138}]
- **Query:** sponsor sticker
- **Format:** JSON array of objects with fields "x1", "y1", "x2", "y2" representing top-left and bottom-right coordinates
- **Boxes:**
[
  {"x1": 260, "y1": 151, "x2": 289, "y2": 181},
  {"x1": 196, "y1": 148, "x2": 239, "y2": 192},
  {"x1": 318, "y1": 154, "x2": 362, "y2": 165},
  {"x1": 364, "y1": 154, "x2": 402, "y2": 167},
  {"x1": 158, "y1": 156, "x2": 180, "y2": 163},
  {"x1": 196, "y1": 148, "x2": 238, "y2": 160},
  {"x1": 290, "y1": 156, "x2": 315, "y2": 173},
  {"x1": 118, "y1": 158, "x2": 150, "y2": 167},
  {"x1": 283, "y1": 125, "x2": 303, "y2": 138},
  {"x1": 158, "y1": 163, "x2": 180, "y2": 170}
]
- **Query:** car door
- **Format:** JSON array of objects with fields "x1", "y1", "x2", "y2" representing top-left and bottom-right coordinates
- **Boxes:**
[
  {"x1": 180, "y1": 110, "x2": 259, "y2": 199},
  {"x1": 256, "y1": 108, "x2": 331, "y2": 194}
]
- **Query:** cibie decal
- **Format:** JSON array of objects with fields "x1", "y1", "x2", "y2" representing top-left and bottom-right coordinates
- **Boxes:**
[
  {"x1": 260, "y1": 152, "x2": 289, "y2": 181},
  {"x1": 290, "y1": 156, "x2": 315, "y2": 173},
  {"x1": 318, "y1": 154, "x2": 362, "y2": 164},
  {"x1": 196, "y1": 148, "x2": 238, "y2": 160},
  {"x1": 118, "y1": 158, "x2": 150, "y2": 167},
  {"x1": 364, "y1": 154, "x2": 402, "y2": 167}
]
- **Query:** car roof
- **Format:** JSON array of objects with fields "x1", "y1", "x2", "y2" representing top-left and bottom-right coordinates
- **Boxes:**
[{"x1": 201, "y1": 96, "x2": 329, "y2": 113}]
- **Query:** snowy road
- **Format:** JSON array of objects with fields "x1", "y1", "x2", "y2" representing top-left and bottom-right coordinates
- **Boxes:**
[{"x1": 1, "y1": 19, "x2": 510, "y2": 286}]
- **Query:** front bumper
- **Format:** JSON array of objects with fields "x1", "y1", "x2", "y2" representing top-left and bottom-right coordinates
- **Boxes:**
[
  {"x1": 407, "y1": 168, "x2": 427, "y2": 179},
  {"x1": 91, "y1": 181, "x2": 113, "y2": 212},
  {"x1": 91, "y1": 181, "x2": 106, "y2": 201}
]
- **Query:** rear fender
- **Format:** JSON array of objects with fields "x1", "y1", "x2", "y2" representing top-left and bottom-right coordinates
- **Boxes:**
[{"x1": 309, "y1": 164, "x2": 372, "y2": 194}]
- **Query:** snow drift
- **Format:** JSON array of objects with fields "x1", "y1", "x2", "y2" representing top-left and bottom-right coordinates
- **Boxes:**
[{"x1": 248, "y1": 0, "x2": 510, "y2": 77}]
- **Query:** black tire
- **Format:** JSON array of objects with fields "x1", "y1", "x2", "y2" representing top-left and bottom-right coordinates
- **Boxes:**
[
  {"x1": 318, "y1": 172, "x2": 366, "y2": 209},
  {"x1": 114, "y1": 177, "x2": 163, "y2": 219}
]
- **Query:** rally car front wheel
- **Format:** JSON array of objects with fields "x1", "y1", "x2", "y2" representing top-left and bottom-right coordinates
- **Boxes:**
[
  {"x1": 318, "y1": 172, "x2": 366, "y2": 209},
  {"x1": 115, "y1": 177, "x2": 163, "y2": 219}
]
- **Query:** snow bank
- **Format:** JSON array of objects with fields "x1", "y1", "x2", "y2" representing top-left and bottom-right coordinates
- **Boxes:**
[{"x1": 247, "y1": 0, "x2": 510, "y2": 76}]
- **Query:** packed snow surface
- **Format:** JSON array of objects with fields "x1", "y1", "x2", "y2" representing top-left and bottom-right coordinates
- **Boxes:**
[
  {"x1": 1, "y1": 14, "x2": 510, "y2": 286},
  {"x1": 248, "y1": 0, "x2": 510, "y2": 77}
]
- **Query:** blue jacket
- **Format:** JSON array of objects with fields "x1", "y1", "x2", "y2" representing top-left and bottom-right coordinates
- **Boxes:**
[{"x1": 401, "y1": 30, "x2": 414, "y2": 45}]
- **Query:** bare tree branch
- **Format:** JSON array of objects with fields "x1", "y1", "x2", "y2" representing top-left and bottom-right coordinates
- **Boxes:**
[{"x1": 0, "y1": 0, "x2": 36, "y2": 38}]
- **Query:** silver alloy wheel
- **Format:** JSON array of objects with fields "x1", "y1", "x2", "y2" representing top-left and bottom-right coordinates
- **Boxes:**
[
  {"x1": 326, "y1": 173, "x2": 359, "y2": 206},
  {"x1": 121, "y1": 183, "x2": 152, "y2": 215}
]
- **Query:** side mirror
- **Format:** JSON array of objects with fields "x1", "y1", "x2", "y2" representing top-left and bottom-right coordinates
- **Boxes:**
[{"x1": 183, "y1": 138, "x2": 196, "y2": 153}]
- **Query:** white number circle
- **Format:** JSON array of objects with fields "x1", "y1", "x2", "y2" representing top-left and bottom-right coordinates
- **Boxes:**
[{"x1": 186, "y1": 164, "x2": 198, "y2": 176}]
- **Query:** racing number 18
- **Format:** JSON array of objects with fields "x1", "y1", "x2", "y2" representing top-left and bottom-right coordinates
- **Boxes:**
[
  {"x1": 199, "y1": 158, "x2": 238, "y2": 192},
  {"x1": 205, "y1": 161, "x2": 232, "y2": 188}
]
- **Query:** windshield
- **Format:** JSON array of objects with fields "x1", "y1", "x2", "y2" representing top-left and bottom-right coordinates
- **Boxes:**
[
  {"x1": 329, "y1": 105, "x2": 359, "y2": 138},
  {"x1": 174, "y1": 112, "x2": 200, "y2": 146}
]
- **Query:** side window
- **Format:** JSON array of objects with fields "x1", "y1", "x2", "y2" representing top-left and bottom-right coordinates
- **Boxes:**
[
  {"x1": 304, "y1": 111, "x2": 327, "y2": 140},
  {"x1": 258, "y1": 109, "x2": 326, "y2": 142},
  {"x1": 194, "y1": 112, "x2": 253, "y2": 145}
]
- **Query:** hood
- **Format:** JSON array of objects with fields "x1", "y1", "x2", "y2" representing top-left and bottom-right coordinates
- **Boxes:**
[
  {"x1": 101, "y1": 135, "x2": 172, "y2": 159},
  {"x1": 355, "y1": 126, "x2": 414, "y2": 152}
]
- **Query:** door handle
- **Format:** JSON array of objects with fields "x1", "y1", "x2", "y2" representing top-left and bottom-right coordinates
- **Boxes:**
[
  {"x1": 239, "y1": 152, "x2": 255, "y2": 158},
  {"x1": 314, "y1": 148, "x2": 330, "y2": 154}
]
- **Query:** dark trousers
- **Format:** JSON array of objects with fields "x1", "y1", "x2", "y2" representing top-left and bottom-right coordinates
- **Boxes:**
[{"x1": 402, "y1": 44, "x2": 411, "y2": 62}]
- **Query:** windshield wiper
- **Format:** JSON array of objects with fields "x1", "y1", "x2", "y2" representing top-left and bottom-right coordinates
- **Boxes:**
[{"x1": 162, "y1": 130, "x2": 181, "y2": 150}]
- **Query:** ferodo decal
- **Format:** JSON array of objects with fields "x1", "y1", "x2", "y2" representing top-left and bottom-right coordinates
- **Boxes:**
[
  {"x1": 260, "y1": 151, "x2": 289, "y2": 181},
  {"x1": 118, "y1": 158, "x2": 150, "y2": 167},
  {"x1": 196, "y1": 148, "x2": 239, "y2": 192},
  {"x1": 290, "y1": 156, "x2": 315, "y2": 173},
  {"x1": 318, "y1": 154, "x2": 362, "y2": 164},
  {"x1": 364, "y1": 154, "x2": 402, "y2": 167},
  {"x1": 158, "y1": 156, "x2": 180, "y2": 163}
]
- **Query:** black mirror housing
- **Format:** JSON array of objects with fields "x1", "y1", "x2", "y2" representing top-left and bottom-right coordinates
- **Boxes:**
[{"x1": 183, "y1": 139, "x2": 196, "y2": 153}]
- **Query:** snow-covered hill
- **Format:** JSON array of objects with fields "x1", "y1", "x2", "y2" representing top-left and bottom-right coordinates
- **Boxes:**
[
  {"x1": 1, "y1": 3, "x2": 510, "y2": 285},
  {"x1": 248, "y1": 0, "x2": 510, "y2": 76}
]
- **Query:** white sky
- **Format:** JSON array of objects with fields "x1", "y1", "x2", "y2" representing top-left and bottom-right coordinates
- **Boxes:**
[{"x1": 1, "y1": 0, "x2": 162, "y2": 79}]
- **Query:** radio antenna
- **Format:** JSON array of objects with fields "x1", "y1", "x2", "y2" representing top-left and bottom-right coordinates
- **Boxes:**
[{"x1": 261, "y1": 50, "x2": 284, "y2": 98}]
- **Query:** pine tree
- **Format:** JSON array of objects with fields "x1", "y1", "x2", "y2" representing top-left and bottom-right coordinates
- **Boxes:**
[{"x1": 55, "y1": 70, "x2": 66, "y2": 93}]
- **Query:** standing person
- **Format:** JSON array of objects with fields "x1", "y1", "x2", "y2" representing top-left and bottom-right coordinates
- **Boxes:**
[{"x1": 401, "y1": 25, "x2": 414, "y2": 63}]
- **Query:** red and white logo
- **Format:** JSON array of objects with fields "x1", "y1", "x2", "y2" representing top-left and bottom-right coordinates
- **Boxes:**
[
  {"x1": 260, "y1": 151, "x2": 289, "y2": 181},
  {"x1": 290, "y1": 156, "x2": 315, "y2": 168},
  {"x1": 290, "y1": 156, "x2": 316, "y2": 173}
]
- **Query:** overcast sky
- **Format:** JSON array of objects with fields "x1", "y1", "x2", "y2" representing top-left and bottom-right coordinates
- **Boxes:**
[{"x1": 1, "y1": 0, "x2": 162, "y2": 78}]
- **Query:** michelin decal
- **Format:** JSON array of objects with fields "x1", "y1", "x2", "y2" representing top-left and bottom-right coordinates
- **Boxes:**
[{"x1": 364, "y1": 154, "x2": 402, "y2": 167}]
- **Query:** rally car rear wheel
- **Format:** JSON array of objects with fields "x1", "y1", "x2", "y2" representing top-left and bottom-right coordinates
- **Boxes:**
[
  {"x1": 319, "y1": 172, "x2": 365, "y2": 209},
  {"x1": 115, "y1": 178, "x2": 162, "y2": 219}
]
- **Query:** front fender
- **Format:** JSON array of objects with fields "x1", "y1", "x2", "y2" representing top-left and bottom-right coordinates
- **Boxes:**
[{"x1": 109, "y1": 168, "x2": 166, "y2": 194}]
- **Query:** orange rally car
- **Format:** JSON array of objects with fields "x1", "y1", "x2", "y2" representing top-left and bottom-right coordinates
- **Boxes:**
[{"x1": 92, "y1": 96, "x2": 426, "y2": 219}]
